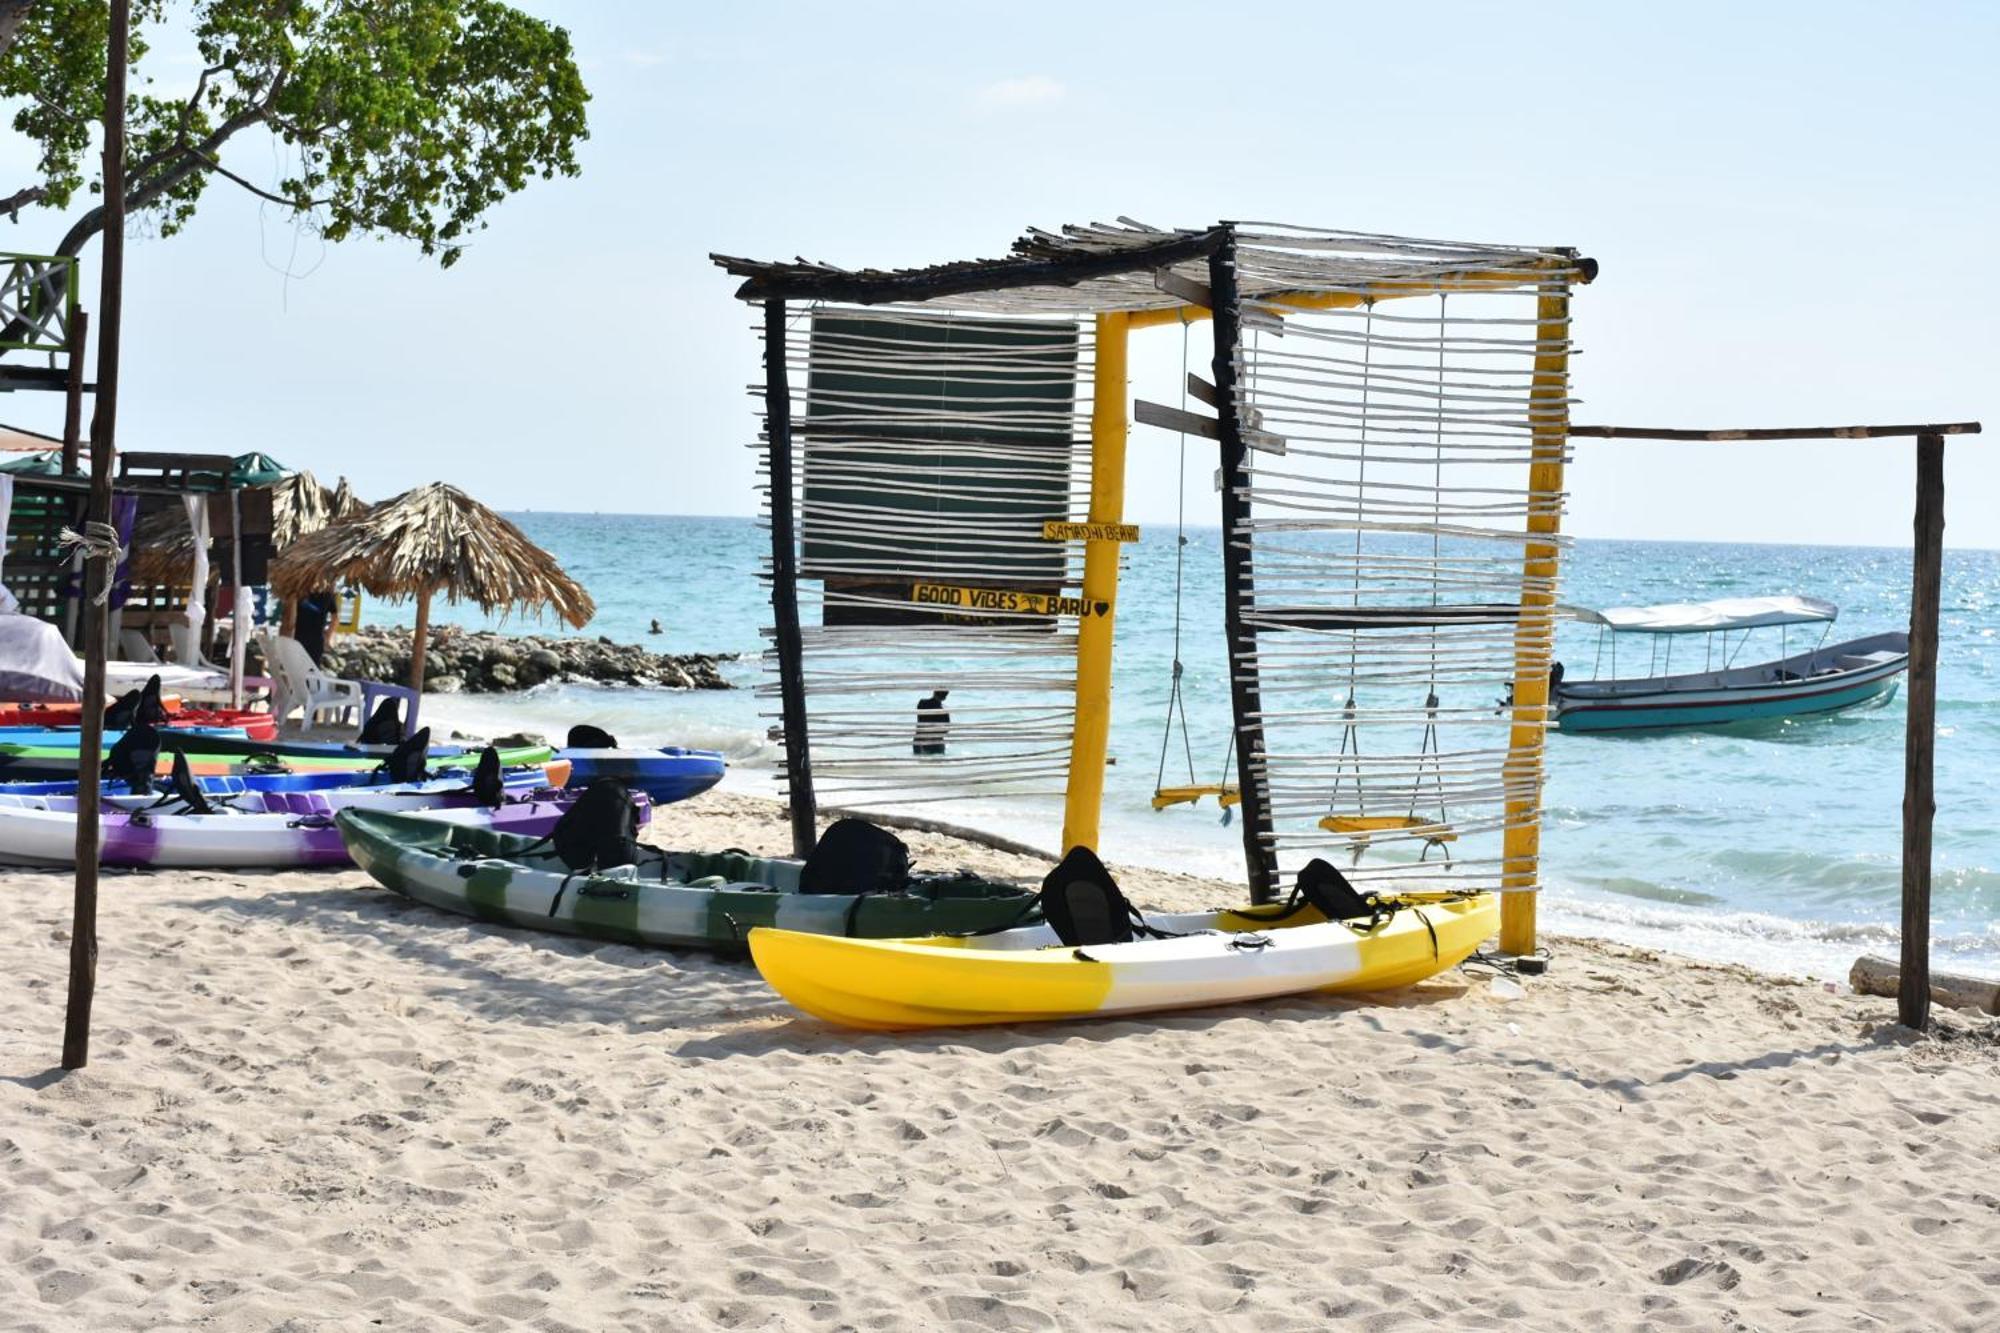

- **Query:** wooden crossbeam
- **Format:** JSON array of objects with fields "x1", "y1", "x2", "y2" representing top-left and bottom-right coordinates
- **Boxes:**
[
  {"x1": 1134, "y1": 398, "x2": 1220, "y2": 440},
  {"x1": 1152, "y1": 267, "x2": 1212, "y2": 310},
  {"x1": 1569, "y1": 423, "x2": 1981, "y2": 441}
]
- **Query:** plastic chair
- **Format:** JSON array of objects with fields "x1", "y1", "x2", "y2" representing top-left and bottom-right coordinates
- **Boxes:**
[
  {"x1": 118, "y1": 627, "x2": 159, "y2": 662},
  {"x1": 263, "y1": 631, "x2": 366, "y2": 731},
  {"x1": 358, "y1": 681, "x2": 422, "y2": 739},
  {"x1": 170, "y1": 619, "x2": 274, "y2": 702}
]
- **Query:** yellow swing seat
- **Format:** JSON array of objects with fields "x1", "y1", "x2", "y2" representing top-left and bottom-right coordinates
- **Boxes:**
[
  {"x1": 1152, "y1": 783, "x2": 1241, "y2": 811},
  {"x1": 1318, "y1": 813, "x2": 1458, "y2": 855}
]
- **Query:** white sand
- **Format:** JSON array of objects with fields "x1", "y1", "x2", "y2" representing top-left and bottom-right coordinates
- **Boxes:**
[{"x1": 4, "y1": 790, "x2": 1997, "y2": 1331}]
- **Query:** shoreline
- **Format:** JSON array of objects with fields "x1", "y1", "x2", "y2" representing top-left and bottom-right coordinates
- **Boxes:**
[{"x1": 4, "y1": 787, "x2": 1994, "y2": 1329}]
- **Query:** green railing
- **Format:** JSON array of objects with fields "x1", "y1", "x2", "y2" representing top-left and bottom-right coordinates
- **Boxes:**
[{"x1": 0, "y1": 252, "x2": 79, "y2": 353}]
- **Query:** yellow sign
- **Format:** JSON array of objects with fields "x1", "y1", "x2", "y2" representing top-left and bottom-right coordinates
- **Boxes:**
[
  {"x1": 1041, "y1": 521, "x2": 1140, "y2": 543},
  {"x1": 910, "y1": 583, "x2": 1110, "y2": 619}
]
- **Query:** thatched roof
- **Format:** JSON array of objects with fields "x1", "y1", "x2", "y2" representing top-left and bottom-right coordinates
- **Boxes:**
[
  {"x1": 127, "y1": 470, "x2": 362, "y2": 586},
  {"x1": 268, "y1": 482, "x2": 594, "y2": 627}
]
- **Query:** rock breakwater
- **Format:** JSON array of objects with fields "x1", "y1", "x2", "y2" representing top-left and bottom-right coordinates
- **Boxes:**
[{"x1": 317, "y1": 626, "x2": 733, "y2": 694}]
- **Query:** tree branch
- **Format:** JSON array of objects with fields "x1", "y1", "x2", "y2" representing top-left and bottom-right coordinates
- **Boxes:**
[
  {"x1": 190, "y1": 146, "x2": 331, "y2": 212},
  {"x1": 0, "y1": 1, "x2": 34, "y2": 63},
  {"x1": 1, "y1": 184, "x2": 47, "y2": 220},
  {"x1": 52, "y1": 81, "x2": 283, "y2": 259}
]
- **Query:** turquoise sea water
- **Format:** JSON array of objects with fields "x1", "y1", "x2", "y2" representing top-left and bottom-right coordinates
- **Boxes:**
[{"x1": 386, "y1": 513, "x2": 2000, "y2": 982}]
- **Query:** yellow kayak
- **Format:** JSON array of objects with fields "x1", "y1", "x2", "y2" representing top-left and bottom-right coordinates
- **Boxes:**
[{"x1": 749, "y1": 892, "x2": 1497, "y2": 1030}]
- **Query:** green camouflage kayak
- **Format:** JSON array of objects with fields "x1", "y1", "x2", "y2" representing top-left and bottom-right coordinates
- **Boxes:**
[
  {"x1": 336, "y1": 808, "x2": 1035, "y2": 951},
  {"x1": 0, "y1": 742, "x2": 556, "y2": 783}
]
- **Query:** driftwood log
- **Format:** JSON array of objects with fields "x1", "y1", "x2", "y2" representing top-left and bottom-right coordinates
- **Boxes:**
[{"x1": 1850, "y1": 956, "x2": 2000, "y2": 1015}]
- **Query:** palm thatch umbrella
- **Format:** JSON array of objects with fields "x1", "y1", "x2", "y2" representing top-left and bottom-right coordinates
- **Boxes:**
[{"x1": 268, "y1": 481, "x2": 594, "y2": 691}]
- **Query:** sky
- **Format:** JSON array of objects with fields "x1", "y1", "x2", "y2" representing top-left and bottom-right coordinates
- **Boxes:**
[{"x1": 1, "y1": 0, "x2": 1994, "y2": 547}]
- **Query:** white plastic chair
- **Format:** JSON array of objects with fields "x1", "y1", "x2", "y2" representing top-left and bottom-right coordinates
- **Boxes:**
[
  {"x1": 169, "y1": 619, "x2": 219, "y2": 671},
  {"x1": 118, "y1": 628, "x2": 159, "y2": 663},
  {"x1": 263, "y1": 631, "x2": 365, "y2": 731}
]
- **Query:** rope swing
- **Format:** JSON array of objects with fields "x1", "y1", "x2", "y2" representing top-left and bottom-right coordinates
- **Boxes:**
[
  {"x1": 1152, "y1": 313, "x2": 1240, "y2": 817},
  {"x1": 1319, "y1": 296, "x2": 1455, "y2": 863}
]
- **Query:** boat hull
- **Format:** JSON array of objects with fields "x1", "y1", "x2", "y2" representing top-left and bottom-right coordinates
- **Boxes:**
[
  {"x1": 748, "y1": 894, "x2": 1498, "y2": 1030},
  {"x1": 1555, "y1": 632, "x2": 1908, "y2": 734},
  {"x1": 0, "y1": 793, "x2": 599, "y2": 869},
  {"x1": 556, "y1": 746, "x2": 725, "y2": 803},
  {"x1": 0, "y1": 743, "x2": 555, "y2": 783},
  {"x1": 337, "y1": 809, "x2": 1034, "y2": 951}
]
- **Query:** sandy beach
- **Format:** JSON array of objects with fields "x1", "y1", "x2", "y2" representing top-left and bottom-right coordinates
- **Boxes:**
[{"x1": 0, "y1": 790, "x2": 1992, "y2": 1331}]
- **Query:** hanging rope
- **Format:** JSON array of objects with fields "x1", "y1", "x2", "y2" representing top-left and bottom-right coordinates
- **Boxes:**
[
  {"x1": 58, "y1": 522, "x2": 126, "y2": 605},
  {"x1": 1151, "y1": 313, "x2": 1239, "y2": 818},
  {"x1": 1155, "y1": 312, "x2": 1198, "y2": 796}
]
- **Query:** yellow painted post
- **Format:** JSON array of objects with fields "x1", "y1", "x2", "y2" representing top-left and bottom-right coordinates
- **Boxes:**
[
  {"x1": 1500, "y1": 286, "x2": 1572, "y2": 954},
  {"x1": 1061, "y1": 312, "x2": 1130, "y2": 853}
]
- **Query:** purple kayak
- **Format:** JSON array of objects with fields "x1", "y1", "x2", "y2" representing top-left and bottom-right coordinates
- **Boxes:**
[{"x1": 0, "y1": 788, "x2": 652, "y2": 869}]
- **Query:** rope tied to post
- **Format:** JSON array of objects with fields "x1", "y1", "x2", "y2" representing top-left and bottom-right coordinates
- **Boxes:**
[{"x1": 57, "y1": 521, "x2": 128, "y2": 604}]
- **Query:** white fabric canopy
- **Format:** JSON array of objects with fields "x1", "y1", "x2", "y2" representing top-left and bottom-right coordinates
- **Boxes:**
[
  {"x1": 0, "y1": 613, "x2": 86, "y2": 702},
  {"x1": 1564, "y1": 595, "x2": 1838, "y2": 634},
  {"x1": 181, "y1": 492, "x2": 209, "y2": 649},
  {"x1": 0, "y1": 473, "x2": 15, "y2": 614}
]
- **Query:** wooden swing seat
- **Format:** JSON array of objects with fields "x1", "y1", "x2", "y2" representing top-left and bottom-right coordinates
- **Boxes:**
[
  {"x1": 1318, "y1": 813, "x2": 1458, "y2": 844},
  {"x1": 1152, "y1": 783, "x2": 1241, "y2": 811}
]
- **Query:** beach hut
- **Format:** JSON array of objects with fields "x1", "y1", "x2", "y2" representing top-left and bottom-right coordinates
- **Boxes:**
[{"x1": 268, "y1": 481, "x2": 594, "y2": 692}]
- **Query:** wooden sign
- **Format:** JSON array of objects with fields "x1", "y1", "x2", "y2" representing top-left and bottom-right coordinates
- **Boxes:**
[
  {"x1": 1041, "y1": 521, "x2": 1139, "y2": 543},
  {"x1": 910, "y1": 583, "x2": 1111, "y2": 619}
]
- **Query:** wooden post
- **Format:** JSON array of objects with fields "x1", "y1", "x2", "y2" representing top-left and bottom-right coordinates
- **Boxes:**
[
  {"x1": 1500, "y1": 284, "x2": 1573, "y2": 955},
  {"x1": 763, "y1": 298, "x2": 817, "y2": 859},
  {"x1": 1899, "y1": 432, "x2": 1944, "y2": 1030},
  {"x1": 1060, "y1": 312, "x2": 1129, "y2": 854},
  {"x1": 60, "y1": 308, "x2": 89, "y2": 646},
  {"x1": 1210, "y1": 235, "x2": 1281, "y2": 902},
  {"x1": 60, "y1": 308, "x2": 88, "y2": 476},
  {"x1": 409, "y1": 585, "x2": 432, "y2": 694},
  {"x1": 63, "y1": 0, "x2": 128, "y2": 1072}
]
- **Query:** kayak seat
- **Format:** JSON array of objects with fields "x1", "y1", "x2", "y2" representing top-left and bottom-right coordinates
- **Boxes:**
[
  {"x1": 800, "y1": 819, "x2": 910, "y2": 896},
  {"x1": 1036, "y1": 846, "x2": 1152, "y2": 948}
]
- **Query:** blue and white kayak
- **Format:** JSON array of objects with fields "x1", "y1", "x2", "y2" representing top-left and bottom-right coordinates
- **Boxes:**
[
  {"x1": 557, "y1": 746, "x2": 725, "y2": 804},
  {"x1": 0, "y1": 724, "x2": 254, "y2": 743}
]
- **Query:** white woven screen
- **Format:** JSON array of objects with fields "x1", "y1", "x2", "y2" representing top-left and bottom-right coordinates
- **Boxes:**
[
  {"x1": 1230, "y1": 232, "x2": 1575, "y2": 891},
  {"x1": 758, "y1": 306, "x2": 1097, "y2": 809}
]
